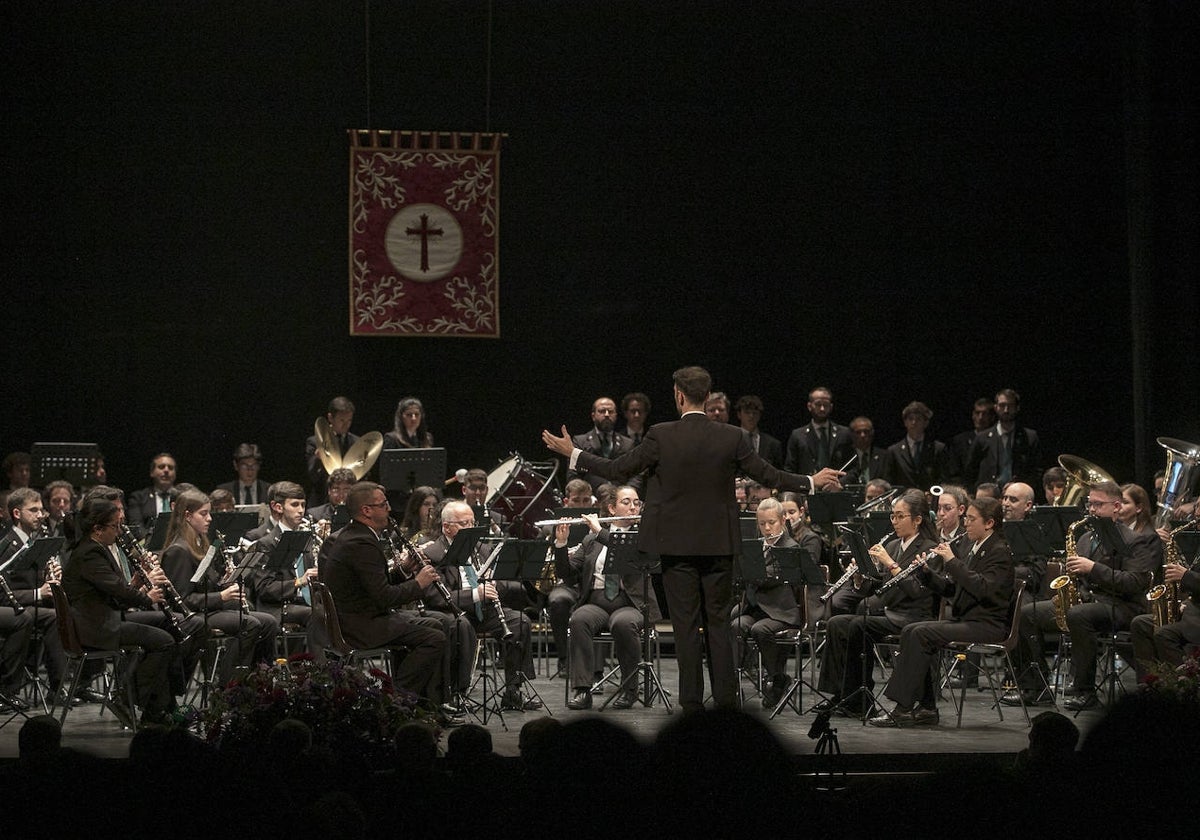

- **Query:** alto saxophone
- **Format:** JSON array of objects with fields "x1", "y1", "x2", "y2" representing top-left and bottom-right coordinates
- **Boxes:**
[
  {"x1": 1146, "y1": 519, "x2": 1196, "y2": 627},
  {"x1": 1050, "y1": 517, "x2": 1093, "y2": 633}
]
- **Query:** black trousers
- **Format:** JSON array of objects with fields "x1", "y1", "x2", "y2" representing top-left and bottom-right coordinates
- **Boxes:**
[
  {"x1": 0, "y1": 607, "x2": 33, "y2": 694},
  {"x1": 884, "y1": 618, "x2": 1005, "y2": 709},
  {"x1": 568, "y1": 590, "x2": 641, "y2": 689},
  {"x1": 661, "y1": 555, "x2": 736, "y2": 711}
]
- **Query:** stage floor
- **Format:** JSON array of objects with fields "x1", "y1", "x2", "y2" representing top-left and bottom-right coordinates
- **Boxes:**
[{"x1": 1, "y1": 655, "x2": 1121, "y2": 765}]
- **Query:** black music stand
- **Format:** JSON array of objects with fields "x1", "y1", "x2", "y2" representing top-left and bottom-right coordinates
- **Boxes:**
[
  {"x1": 211, "y1": 512, "x2": 260, "y2": 546},
  {"x1": 807, "y1": 492, "x2": 859, "y2": 529},
  {"x1": 599, "y1": 531, "x2": 672, "y2": 713},
  {"x1": 144, "y1": 516, "x2": 172, "y2": 553},
  {"x1": 260, "y1": 531, "x2": 315, "y2": 628},
  {"x1": 30, "y1": 442, "x2": 102, "y2": 488},
  {"x1": 1176, "y1": 532, "x2": 1200, "y2": 565},
  {"x1": 446, "y1": 527, "x2": 507, "y2": 726},
  {"x1": 188, "y1": 541, "x2": 226, "y2": 709},
  {"x1": 380, "y1": 447, "x2": 447, "y2": 495},
  {"x1": 863, "y1": 511, "x2": 893, "y2": 545},
  {"x1": 1032, "y1": 506, "x2": 1085, "y2": 554},
  {"x1": 485, "y1": 539, "x2": 551, "y2": 715},
  {"x1": 738, "y1": 515, "x2": 759, "y2": 540}
]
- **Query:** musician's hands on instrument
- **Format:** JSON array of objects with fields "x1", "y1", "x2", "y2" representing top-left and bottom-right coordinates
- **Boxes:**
[
  {"x1": 932, "y1": 542, "x2": 954, "y2": 561},
  {"x1": 414, "y1": 565, "x2": 439, "y2": 588},
  {"x1": 147, "y1": 566, "x2": 169, "y2": 587},
  {"x1": 397, "y1": 548, "x2": 421, "y2": 575},
  {"x1": 554, "y1": 521, "x2": 570, "y2": 546},
  {"x1": 147, "y1": 587, "x2": 166, "y2": 605},
  {"x1": 1164, "y1": 562, "x2": 1186, "y2": 584},
  {"x1": 296, "y1": 567, "x2": 319, "y2": 588},
  {"x1": 38, "y1": 582, "x2": 52, "y2": 600},
  {"x1": 220, "y1": 585, "x2": 243, "y2": 602},
  {"x1": 1065, "y1": 556, "x2": 1095, "y2": 575},
  {"x1": 542, "y1": 425, "x2": 575, "y2": 458},
  {"x1": 868, "y1": 544, "x2": 896, "y2": 572},
  {"x1": 480, "y1": 582, "x2": 499, "y2": 601},
  {"x1": 581, "y1": 513, "x2": 602, "y2": 534},
  {"x1": 812, "y1": 468, "x2": 846, "y2": 492}
]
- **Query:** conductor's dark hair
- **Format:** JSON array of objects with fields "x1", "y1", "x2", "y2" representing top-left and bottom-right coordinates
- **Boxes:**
[{"x1": 673, "y1": 366, "x2": 712, "y2": 404}]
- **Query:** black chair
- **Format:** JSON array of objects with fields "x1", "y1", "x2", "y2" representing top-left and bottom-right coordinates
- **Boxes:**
[{"x1": 311, "y1": 581, "x2": 397, "y2": 674}]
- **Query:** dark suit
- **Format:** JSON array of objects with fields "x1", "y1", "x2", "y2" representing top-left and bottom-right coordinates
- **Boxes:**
[
  {"x1": 884, "y1": 438, "x2": 952, "y2": 490},
  {"x1": 319, "y1": 521, "x2": 445, "y2": 699},
  {"x1": 248, "y1": 524, "x2": 327, "y2": 658},
  {"x1": 1131, "y1": 563, "x2": 1200, "y2": 673},
  {"x1": 1014, "y1": 522, "x2": 1160, "y2": 692},
  {"x1": 305, "y1": 430, "x2": 360, "y2": 505},
  {"x1": 216, "y1": 479, "x2": 271, "y2": 507},
  {"x1": 884, "y1": 534, "x2": 1015, "y2": 709},
  {"x1": 558, "y1": 529, "x2": 662, "y2": 690},
  {"x1": 846, "y1": 446, "x2": 890, "y2": 485},
  {"x1": 732, "y1": 530, "x2": 820, "y2": 678},
  {"x1": 949, "y1": 429, "x2": 982, "y2": 483},
  {"x1": 575, "y1": 412, "x2": 813, "y2": 710},
  {"x1": 568, "y1": 428, "x2": 638, "y2": 493},
  {"x1": 966, "y1": 425, "x2": 1041, "y2": 490},
  {"x1": 60, "y1": 539, "x2": 175, "y2": 715},
  {"x1": 817, "y1": 535, "x2": 938, "y2": 707},
  {"x1": 785, "y1": 422, "x2": 854, "y2": 474},
  {"x1": 0, "y1": 529, "x2": 66, "y2": 690},
  {"x1": 125, "y1": 487, "x2": 173, "y2": 539},
  {"x1": 742, "y1": 429, "x2": 784, "y2": 469}
]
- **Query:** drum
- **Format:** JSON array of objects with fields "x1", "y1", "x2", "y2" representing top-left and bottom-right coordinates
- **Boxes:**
[{"x1": 486, "y1": 453, "x2": 561, "y2": 538}]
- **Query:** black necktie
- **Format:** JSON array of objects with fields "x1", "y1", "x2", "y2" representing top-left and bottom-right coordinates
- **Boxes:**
[
  {"x1": 601, "y1": 434, "x2": 612, "y2": 457},
  {"x1": 243, "y1": 485, "x2": 254, "y2": 505},
  {"x1": 817, "y1": 427, "x2": 830, "y2": 468}
]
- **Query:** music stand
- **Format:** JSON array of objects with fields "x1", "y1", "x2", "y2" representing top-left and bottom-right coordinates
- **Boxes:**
[
  {"x1": 144, "y1": 516, "x2": 172, "y2": 552},
  {"x1": 1088, "y1": 516, "x2": 1131, "y2": 559},
  {"x1": 260, "y1": 531, "x2": 315, "y2": 627},
  {"x1": 1176, "y1": 531, "x2": 1200, "y2": 565},
  {"x1": 30, "y1": 442, "x2": 101, "y2": 488},
  {"x1": 380, "y1": 447, "x2": 447, "y2": 495},
  {"x1": 1005, "y1": 520, "x2": 1053, "y2": 558},
  {"x1": 447, "y1": 527, "x2": 505, "y2": 726},
  {"x1": 599, "y1": 531, "x2": 672, "y2": 713},
  {"x1": 738, "y1": 515, "x2": 759, "y2": 541},
  {"x1": 485, "y1": 539, "x2": 551, "y2": 715},
  {"x1": 1032, "y1": 506, "x2": 1084, "y2": 553},
  {"x1": 807, "y1": 492, "x2": 858, "y2": 528},
  {"x1": 863, "y1": 511, "x2": 893, "y2": 545},
  {"x1": 211, "y1": 512, "x2": 260, "y2": 546}
]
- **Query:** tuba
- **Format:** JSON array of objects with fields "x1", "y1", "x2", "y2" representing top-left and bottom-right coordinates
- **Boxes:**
[
  {"x1": 1054, "y1": 455, "x2": 1116, "y2": 508},
  {"x1": 1050, "y1": 517, "x2": 1093, "y2": 632},
  {"x1": 314, "y1": 417, "x2": 384, "y2": 480},
  {"x1": 1154, "y1": 437, "x2": 1200, "y2": 529}
]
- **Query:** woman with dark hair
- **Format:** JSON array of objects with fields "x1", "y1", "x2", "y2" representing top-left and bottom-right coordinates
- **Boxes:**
[
  {"x1": 1119, "y1": 483, "x2": 1154, "y2": 535},
  {"x1": 400, "y1": 485, "x2": 441, "y2": 542},
  {"x1": 60, "y1": 497, "x2": 176, "y2": 725},
  {"x1": 159, "y1": 489, "x2": 278, "y2": 679},
  {"x1": 384, "y1": 397, "x2": 434, "y2": 449}
]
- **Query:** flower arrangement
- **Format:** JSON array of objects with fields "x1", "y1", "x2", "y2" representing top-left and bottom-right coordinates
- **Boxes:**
[
  {"x1": 1142, "y1": 647, "x2": 1200, "y2": 703},
  {"x1": 202, "y1": 654, "x2": 438, "y2": 748}
]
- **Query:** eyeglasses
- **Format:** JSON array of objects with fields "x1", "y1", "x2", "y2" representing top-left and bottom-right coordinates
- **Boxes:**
[
  {"x1": 963, "y1": 514, "x2": 982, "y2": 523},
  {"x1": 364, "y1": 500, "x2": 391, "y2": 509},
  {"x1": 889, "y1": 512, "x2": 912, "y2": 520},
  {"x1": 443, "y1": 519, "x2": 476, "y2": 527},
  {"x1": 1086, "y1": 499, "x2": 1115, "y2": 510}
]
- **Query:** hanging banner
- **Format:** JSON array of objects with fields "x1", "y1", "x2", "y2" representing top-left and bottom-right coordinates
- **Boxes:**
[{"x1": 348, "y1": 130, "x2": 502, "y2": 337}]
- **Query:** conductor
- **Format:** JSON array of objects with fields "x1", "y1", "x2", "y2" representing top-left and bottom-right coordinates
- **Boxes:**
[{"x1": 543, "y1": 366, "x2": 843, "y2": 711}]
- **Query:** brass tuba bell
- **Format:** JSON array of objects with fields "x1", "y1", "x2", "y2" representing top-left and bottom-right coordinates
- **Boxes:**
[
  {"x1": 1154, "y1": 437, "x2": 1200, "y2": 529},
  {"x1": 1054, "y1": 454, "x2": 1116, "y2": 508}
]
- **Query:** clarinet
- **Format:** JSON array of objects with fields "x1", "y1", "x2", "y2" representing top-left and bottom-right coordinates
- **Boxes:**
[
  {"x1": 0, "y1": 570, "x2": 24, "y2": 615},
  {"x1": 473, "y1": 540, "x2": 512, "y2": 638},
  {"x1": 386, "y1": 520, "x2": 464, "y2": 617},
  {"x1": 116, "y1": 525, "x2": 193, "y2": 643}
]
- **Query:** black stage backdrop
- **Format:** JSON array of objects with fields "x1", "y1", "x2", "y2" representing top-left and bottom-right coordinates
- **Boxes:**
[{"x1": 2, "y1": 2, "x2": 1196, "y2": 496}]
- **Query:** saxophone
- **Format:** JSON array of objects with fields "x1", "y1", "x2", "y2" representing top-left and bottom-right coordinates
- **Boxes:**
[
  {"x1": 1146, "y1": 519, "x2": 1195, "y2": 627},
  {"x1": 1050, "y1": 517, "x2": 1093, "y2": 632}
]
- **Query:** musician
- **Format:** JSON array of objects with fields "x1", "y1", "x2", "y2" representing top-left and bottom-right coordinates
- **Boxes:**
[
  {"x1": 0, "y1": 488, "x2": 66, "y2": 697},
  {"x1": 546, "y1": 478, "x2": 596, "y2": 678},
  {"x1": 319, "y1": 482, "x2": 449, "y2": 705},
  {"x1": 778, "y1": 491, "x2": 830, "y2": 626},
  {"x1": 869, "y1": 496, "x2": 1015, "y2": 726},
  {"x1": 846, "y1": 416, "x2": 889, "y2": 484},
  {"x1": 383, "y1": 396, "x2": 434, "y2": 449},
  {"x1": 248, "y1": 482, "x2": 318, "y2": 631},
  {"x1": 3, "y1": 452, "x2": 31, "y2": 494},
  {"x1": 459, "y1": 468, "x2": 509, "y2": 539},
  {"x1": 126, "y1": 453, "x2": 178, "y2": 538},
  {"x1": 1001, "y1": 481, "x2": 1047, "y2": 599},
  {"x1": 884, "y1": 402, "x2": 952, "y2": 490},
  {"x1": 949, "y1": 398, "x2": 996, "y2": 482},
  {"x1": 305, "y1": 396, "x2": 359, "y2": 506},
  {"x1": 1003, "y1": 480, "x2": 1161, "y2": 711},
  {"x1": 1118, "y1": 483, "x2": 1154, "y2": 535},
  {"x1": 704, "y1": 391, "x2": 731, "y2": 423},
  {"x1": 736, "y1": 395, "x2": 783, "y2": 468},
  {"x1": 543, "y1": 366, "x2": 840, "y2": 712},
  {"x1": 159, "y1": 489, "x2": 279, "y2": 681},
  {"x1": 935, "y1": 486, "x2": 970, "y2": 544},
  {"x1": 620, "y1": 392, "x2": 651, "y2": 446},
  {"x1": 814, "y1": 489, "x2": 938, "y2": 716},
  {"x1": 209, "y1": 489, "x2": 236, "y2": 513},
  {"x1": 1042, "y1": 466, "x2": 1068, "y2": 505},
  {"x1": 60, "y1": 497, "x2": 176, "y2": 725},
  {"x1": 785, "y1": 386, "x2": 854, "y2": 474},
  {"x1": 731, "y1": 497, "x2": 814, "y2": 707},
  {"x1": 421, "y1": 500, "x2": 540, "y2": 711},
  {"x1": 215, "y1": 443, "x2": 271, "y2": 506},
  {"x1": 559, "y1": 485, "x2": 660, "y2": 710},
  {"x1": 399, "y1": 485, "x2": 441, "y2": 542},
  {"x1": 41, "y1": 480, "x2": 75, "y2": 539},
  {"x1": 306, "y1": 467, "x2": 355, "y2": 526},
  {"x1": 568, "y1": 397, "x2": 638, "y2": 493},
  {"x1": 966, "y1": 388, "x2": 1042, "y2": 490},
  {"x1": 0, "y1": 598, "x2": 31, "y2": 712},
  {"x1": 1130, "y1": 526, "x2": 1200, "y2": 679}
]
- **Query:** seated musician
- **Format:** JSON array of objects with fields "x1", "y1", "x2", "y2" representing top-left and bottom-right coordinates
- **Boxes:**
[
  {"x1": 1003, "y1": 480, "x2": 1161, "y2": 711},
  {"x1": 1000, "y1": 481, "x2": 1047, "y2": 601},
  {"x1": 42, "y1": 480, "x2": 75, "y2": 539},
  {"x1": 420, "y1": 500, "x2": 541, "y2": 711},
  {"x1": 248, "y1": 481, "x2": 319, "y2": 635},
  {"x1": 319, "y1": 482, "x2": 450, "y2": 708},
  {"x1": 0, "y1": 488, "x2": 66, "y2": 698},
  {"x1": 399, "y1": 485, "x2": 441, "y2": 543},
  {"x1": 823, "y1": 480, "x2": 894, "y2": 618},
  {"x1": 545, "y1": 478, "x2": 596, "y2": 678},
  {"x1": 306, "y1": 467, "x2": 355, "y2": 527},
  {"x1": 814, "y1": 489, "x2": 938, "y2": 716},
  {"x1": 159, "y1": 489, "x2": 280, "y2": 682},
  {"x1": 869, "y1": 496, "x2": 1014, "y2": 727},
  {"x1": 60, "y1": 497, "x2": 176, "y2": 725},
  {"x1": 1130, "y1": 525, "x2": 1200, "y2": 680},
  {"x1": 558, "y1": 485, "x2": 660, "y2": 710},
  {"x1": 732, "y1": 497, "x2": 814, "y2": 707}
]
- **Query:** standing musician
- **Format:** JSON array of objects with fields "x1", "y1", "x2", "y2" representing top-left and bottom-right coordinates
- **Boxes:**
[
  {"x1": 305, "y1": 396, "x2": 359, "y2": 506},
  {"x1": 814, "y1": 489, "x2": 938, "y2": 717},
  {"x1": 60, "y1": 497, "x2": 177, "y2": 725},
  {"x1": 420, "y1": 499, "x2": 541, "y2": 711},
  {"x1": 731, "y1": 497, "x2": 813, "y2": 708},
  {"x1": 1003, "y1": 480, "x2": 1161, "y2": 711},
  {"x1": 383, "y1": 396, "x2": 435, "y2": 449},
  {"x1": 159, "y1": 489, "x2": 280, "y2": 682},
  {"x1": 869, "y1": 496, "x2": 1014, "y2": 726},
  {"x1": 784, "y1": 386, "x2": 855, "y2": 475},
  {"x1": 558, "y1": 485, "x2": 660, "y2": 710},
  {"x1": 543, "y1": 366, "x2": 841, "y2": 712},
  {"x1": 1130, "y1": 523, "x2": 1199, "y2": 680},
  {"x1": 567, "y1": 397, "x2": 639, "y2": 493},
  {"x1": 319, "y1": 482, "x2": 449, "y2": 705},
  {"x1": 0, "y1": 488, "x2": 66, "y2": 698}
]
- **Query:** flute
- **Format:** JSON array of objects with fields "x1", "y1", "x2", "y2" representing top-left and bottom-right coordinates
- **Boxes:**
[{"x1": 532, "y1": 514, "x2": 641, "y2": 528}]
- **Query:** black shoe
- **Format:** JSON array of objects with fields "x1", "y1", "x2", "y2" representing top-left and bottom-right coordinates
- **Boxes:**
[
  {"x1": 811, "y1": 698, "x2": 839, "y2": 714},
  {"x1": 55, "y1": 690, "x2": 82, "y2": 708},
  {"x1": 910, "y1": 705, "x2": 940, "y2": 726},
  {"x1": 502, "y1": 691, "x2": 542, "y2": 711},
  {"x1": 612, "y1": 689, "x2": 637, "y2": 710},
  {"x1": 947, "y1": 675, "x2": 979, "y2": 690},
  {"x1": 75, "y1": 687, "x2": 106, "y2": 704},
  {"x1": 760, "y1": 684, "x2": 781, "y2": 708},
  {"x1": 867, "y1": 705, "x2": 913, "y2": 728},
  {"x1": 1001, "y1": 689, "x2": 1045, "y2": 708},
  {"x1": 1064, "y1": 692, "x2": 1099, "y2": 711},
  {"x1": 566, "y1": 689, "x2": 592, "y2": 710}
]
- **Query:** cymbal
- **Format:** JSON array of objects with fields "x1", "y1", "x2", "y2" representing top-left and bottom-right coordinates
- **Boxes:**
[
  {"x1": 344, "y1": 432, "x2": 384, "y2": 479},
  {"x1": 313, "y1": 416, "x2": 341, "y2": 476}
]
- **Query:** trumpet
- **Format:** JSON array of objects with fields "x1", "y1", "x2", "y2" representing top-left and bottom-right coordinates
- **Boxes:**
[{"x1": 532, "y1": 514, "x2": 642, "y2": 528}]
